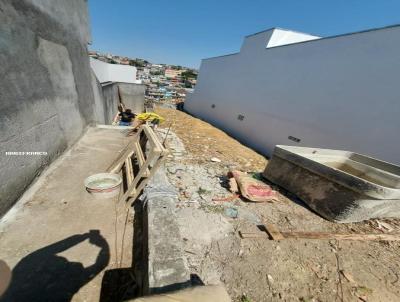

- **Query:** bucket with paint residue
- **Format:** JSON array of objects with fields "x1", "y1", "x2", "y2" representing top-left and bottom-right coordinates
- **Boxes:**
[{"x1": 84, "y1": 173, "x2": 122, "y2": 199}]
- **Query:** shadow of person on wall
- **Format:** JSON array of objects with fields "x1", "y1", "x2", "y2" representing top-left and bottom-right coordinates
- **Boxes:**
[{"x1": 1, "y1": 230, "x2": 110, "y2": 302}]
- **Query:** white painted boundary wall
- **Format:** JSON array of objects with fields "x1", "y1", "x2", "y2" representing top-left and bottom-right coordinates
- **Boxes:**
[
  {"x1": 90, "y1": 57, "x2": 139, "y2": 84},
  {"x1": 186, "y1": 26, "x2": 400, "y2": 165}
]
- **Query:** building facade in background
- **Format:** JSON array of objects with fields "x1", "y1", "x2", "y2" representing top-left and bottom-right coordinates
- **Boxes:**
[
  {"x1": 165, "y1": 68, "x2": 183, "y2": 79},
  {"x1": 186, "y1": 26, "x2": 400, "y2": 164}
]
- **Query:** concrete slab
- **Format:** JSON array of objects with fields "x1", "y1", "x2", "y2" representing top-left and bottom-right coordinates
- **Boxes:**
[
  {"x1": 0, "y1": 127, "x2": 134, "y2": 301},
  {"x1": 141, "y1": 167, "x2": 190, "y2": 295},
  {"x1": 264, "y1": 145, "x2": 400, "y2": 222}
]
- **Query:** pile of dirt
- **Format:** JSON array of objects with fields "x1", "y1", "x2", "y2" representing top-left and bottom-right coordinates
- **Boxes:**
[{"x1": 155, "y1": 107, "x2": 267, "y2": 171}]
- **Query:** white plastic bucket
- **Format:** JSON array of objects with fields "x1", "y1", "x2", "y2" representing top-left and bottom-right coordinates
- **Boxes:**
[{"x1": 84, "y1": 173, "x2": 122, "y2": 199}]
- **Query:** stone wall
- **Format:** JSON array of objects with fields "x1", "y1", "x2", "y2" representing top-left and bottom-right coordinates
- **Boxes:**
[{"x1": 0, "y1": 0, "x2": 98, "y2": 216}]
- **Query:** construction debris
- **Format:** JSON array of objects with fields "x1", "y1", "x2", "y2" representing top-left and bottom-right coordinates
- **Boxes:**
[
  {"x1": 228, "y1": 177, "x2": 239, "y2": 193},
  {"x1": 224, "y1": 207, "x2": 239, "y2": 218},
  {"x1": 210, "y1": 157, "x2": 222, "y2": 163},
  {"x1": 376, "y1": 220, "x2": 394, "y2": 232},
  {"x1": 340, "y1": 270, "x2": 356, "y2": 284},
  {"x1": 239, "y1": 222, "x2": 400, "y2": 241},
  {"x1": 231, "y1": 170, "x2": 277, "y2": 203},
  {"x1": 108, "y1": 125, "x2": 168, "y2": 202},
  {"x1": 132, "y1": 285, "x2": 232, "y2": 302},
  {"x1": 156, "y1": 107, "x2": 400, "y2": 302}
]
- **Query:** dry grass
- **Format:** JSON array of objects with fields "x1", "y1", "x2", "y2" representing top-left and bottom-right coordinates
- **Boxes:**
[{"x1": 155, "y1": 107, "x2": 267, "y2": 171}]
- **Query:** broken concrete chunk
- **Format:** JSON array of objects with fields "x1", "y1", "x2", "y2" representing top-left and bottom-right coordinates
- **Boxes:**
[
  {"x1": 229, "y1": 177, "x2": 239, "y2": 193},
  {"x1": 232, "y1": 170, "x2": 277, "y2": 203},
  {"x1": 210, "y1": 157, "x2": 221, "y2": 163},
  {"x1": 264, "y1": 145, "x2": 400, "y2": 222}
]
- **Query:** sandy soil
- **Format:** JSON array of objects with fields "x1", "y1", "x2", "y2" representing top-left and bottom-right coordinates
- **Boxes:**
[
  {"x1": 155, "y1": 107, "x2": 267, "y2": 171},
  {"x1": 156, "y1": 107, "x2": 400, "y2": 302}
]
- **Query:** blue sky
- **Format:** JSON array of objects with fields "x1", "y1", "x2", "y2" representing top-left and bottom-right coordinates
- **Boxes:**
[{"x1": 89, "y1": 0, "x2": 400, "y2": 68}]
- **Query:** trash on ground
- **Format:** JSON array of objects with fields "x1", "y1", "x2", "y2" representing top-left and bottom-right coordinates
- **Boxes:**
[
  {"x1": 210, "y1": 157, "x2": 222, "y2": 162},
  {"x1": 228, "y1": 177, "x2": 239, "y2": 193},
  {"x1": 376, "y1": 220, "x2": 394, "y2": 232},
  {"x1": 231, "y1": 170, "x2": 277, "y2": 202},
  {"x1": 340, "y1": 270, "x2": 356, "y2": 284},
  {"x1": 224, "y1": 207, "x2": 239, "y2": 218},
  {"x1": 212, "y1": 194, "x2": 239, "y2": 202},
  {"x1": 239, "y1": 222, "x2": 400, "y2": 241}
]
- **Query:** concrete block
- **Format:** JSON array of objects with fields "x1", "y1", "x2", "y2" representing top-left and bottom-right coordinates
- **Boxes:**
[
  {"x1": 264, "y1": 145, "x2": 400, "y2": 223},
  {"x1": 141, "y1": 168, "x2": 190, "y2": 294}
]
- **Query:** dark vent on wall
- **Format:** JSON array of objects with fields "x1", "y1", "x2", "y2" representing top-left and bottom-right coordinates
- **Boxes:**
[
  {"x1": 238, "y1": 114, "x2": 245, "y2": 121},
  {"x1": 288, "y1": 136, "x2": 301, "y2": 143}
]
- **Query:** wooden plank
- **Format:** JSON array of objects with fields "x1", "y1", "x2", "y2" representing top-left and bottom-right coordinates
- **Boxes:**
[
  {"x1": 143, "y1": 125, "x2": 164, "y2": 153},
  {"x1": 282, "y1": 232, "x2": 400, "y2": 241},
  {"x1": 124, "y1": 150, "x2": 155, "y2": 200},
  {"x1": 239, "y1": 231, "x2": 266, "y2": 239},
  {"x1": 134, "y1": 142, "x2": 145, "y2": 166},
  {"x1": 141, "y1": 125, "x2": 157, "y2": 148},
  {"x1": 111, "y1": 124, "x2": 168, "y2": 203},
  {"x1": 129, "y1": 152, "x2": 166, "y2": 200},
  {"x1": 239, "y1": 230, "x2": 400, "y2": 241},
  {"x1": 119, "y1": 185, "x2": 136, "y2": 203},
  {"x1": 125, "y1": 157, "x2": 134, "y2": 185},
  {"x1": 263, "y1": 223, "x2": 285, "y2": 240},
  {"x1": 131, "y1": 177, "x2": 148, "y2": 200},
  {"x1": 119, "y1": 167, "x2": 136, "y2": 203},
  {"x1": 142, "y1": 125, "x2": 167, "y2": 157},
  {"x1": 107, "y1": 132, "x2": 139, "y2": 173},
  {"x1": 133, "y1": 150, "x2": 154, "y2": 186},
  {"x1": 134, "y1": 142, "x2": 150, "y2": 177}
]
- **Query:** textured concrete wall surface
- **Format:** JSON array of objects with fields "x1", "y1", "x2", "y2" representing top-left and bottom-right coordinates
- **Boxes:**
[
  {"x1": 101, "y1": 83, "x2": 120, "y2": 124},
  {"x1": 0, "y1": 0, "x2": 98, "y2": 216},
  {"x1": 100, "y1": 82, "x2": 145, "y2": 124},
  {"x1": 186, "y1": 25, "x2": 400, "y2": 165},
  {"x1": 118, "y1": 83, "x2": 146, "y2": 114},
  {"x1": 91, "y1": 70, "x2": 106, "y2": 124},
  {"x1": 141, "y1": 168, "x2": 190, "y2": 294}
]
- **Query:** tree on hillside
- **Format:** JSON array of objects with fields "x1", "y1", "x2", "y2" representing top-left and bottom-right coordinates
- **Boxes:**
[
  {"x1": 129, "y1": 59, "x2": 146, "y2": 67},
  {"x1": 181, "y1": 70, "x2": 197, "y2": 80}
]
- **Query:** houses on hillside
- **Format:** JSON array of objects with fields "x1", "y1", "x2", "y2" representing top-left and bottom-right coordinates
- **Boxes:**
[{"x1": 88, "y1": 51, "x2": 198, "y2": 106}]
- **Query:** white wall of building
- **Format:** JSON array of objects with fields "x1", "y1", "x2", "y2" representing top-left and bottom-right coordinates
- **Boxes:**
[
  {"x1": 266, "y1": 28, "x2": 320, "y2": 48},
  {"x1": 90, "y1": 57, "x2": 139, "y2": 84},
  {"x1": 186, "y1": 26, "x2": 400, "y2": 164}
]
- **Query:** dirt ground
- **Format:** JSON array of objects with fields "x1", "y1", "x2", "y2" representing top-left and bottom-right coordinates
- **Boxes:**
[
  {"x1": 155, "y1": 107, "x2": 267, "y2": 171},
  {"x1": 156, "y1": 107, "x2": 400, "y2": 302}
]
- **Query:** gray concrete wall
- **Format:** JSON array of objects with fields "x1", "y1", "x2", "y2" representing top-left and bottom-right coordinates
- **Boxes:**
[
  {"x1": 140, "y1": 168, "x2": 190, "y2": 295},
  {"x1": 118, "y1": 83, "x2": 146, "y2": 115},
  {"x1": 91, "y1": 70, "x2": 106, "y2": 125},
  {"x1": 100, "y1": 82, "x2": 146, "y2": 124},
  {"x1": 101, "y1": 83, "x2": 120, "y2": 124},
  {"x1": 0, "y1": 0, "x2": 98, "y2": 216}
]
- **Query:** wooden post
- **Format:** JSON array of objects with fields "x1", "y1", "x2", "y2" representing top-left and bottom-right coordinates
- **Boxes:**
[{"x1": 108, "y1": 125, "x2": 168, "y2": 203}]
